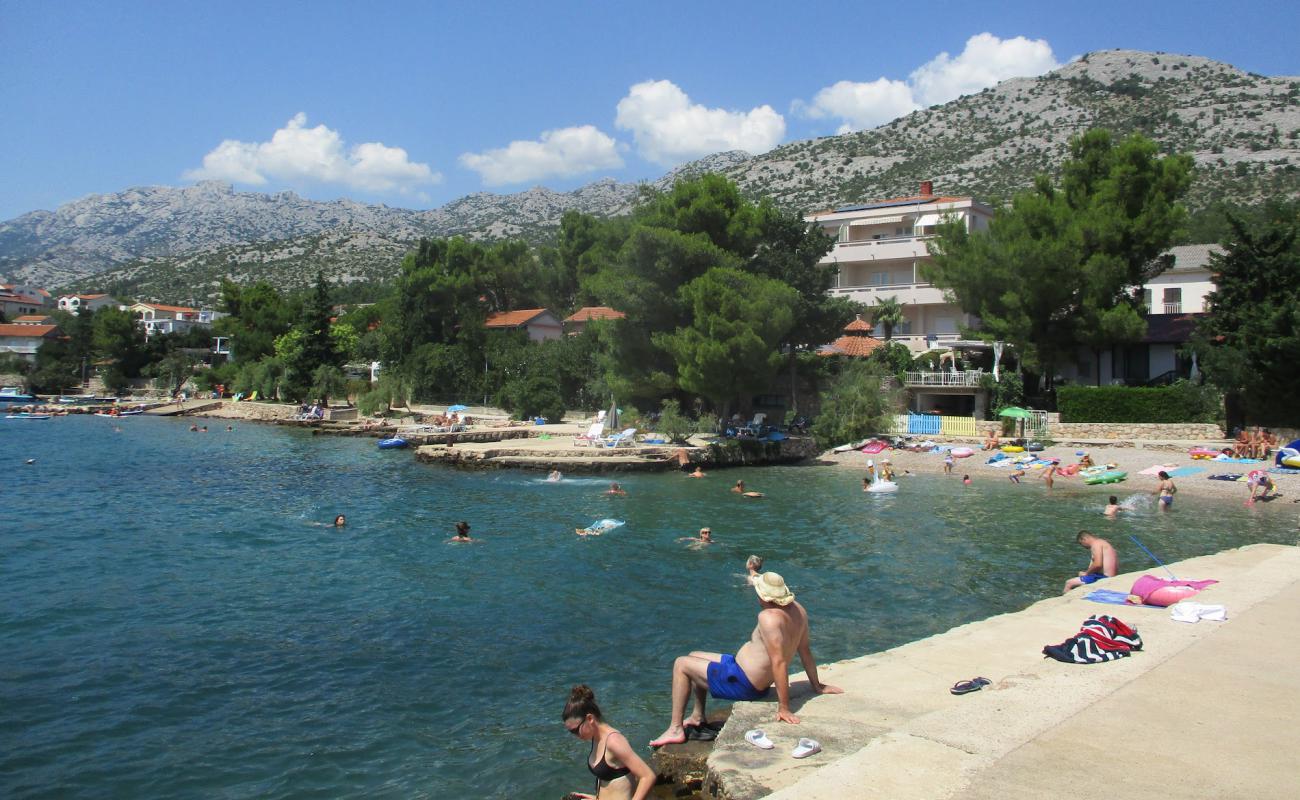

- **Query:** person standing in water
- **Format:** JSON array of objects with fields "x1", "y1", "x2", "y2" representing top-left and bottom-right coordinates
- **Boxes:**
[
  {"x1": 1154, "y1": 471, "x2": 1177, "y2": 511},
  {"x1": 561, "y1": 684, "x2": 655, "y2": 800}
]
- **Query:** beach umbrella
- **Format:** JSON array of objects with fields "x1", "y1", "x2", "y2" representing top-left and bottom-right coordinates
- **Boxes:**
[
  {"x1": 606, "y1": 398, "x2": 619, "y2": 431},
  {"x1": 999, "y1": 406, "x2": 1031, "y2": 438},
  {"x1": 447, "y1": 404, "x2": 468, "y2": 413}
]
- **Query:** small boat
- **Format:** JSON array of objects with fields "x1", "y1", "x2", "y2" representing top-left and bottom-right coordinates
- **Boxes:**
[
  {"x1": 0, "y1": 387, "x2": 39, "y2": 404},
  {"x1": 5, "y1": 413, "x2": 52, "y2": 419},
  {"x1": 377, "y1": 437, "x2": 408, "y2": 449},
  {"x1": 93, "y1": 409, "x2": 144, "y2": 417}
]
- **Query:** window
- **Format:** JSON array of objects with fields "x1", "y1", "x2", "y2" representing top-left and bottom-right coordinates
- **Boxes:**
[
  {"x1": 1162, "y1": 287, "x2": 1182, "y2": 314},
  {"x1": 872, "y1": 271, "x2": 889, "y2": 286},
  {"x1": 837, "y1": 224, "x2": 850, "y2": 243},
  {"x1": 1142, "y1": 289, "x2": 1153, "y2": 311}
]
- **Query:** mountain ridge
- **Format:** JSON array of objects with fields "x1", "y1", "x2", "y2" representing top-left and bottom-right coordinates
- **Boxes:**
[{"x1": 3, "y1": 48, "x2": 1297, "y2": 303}]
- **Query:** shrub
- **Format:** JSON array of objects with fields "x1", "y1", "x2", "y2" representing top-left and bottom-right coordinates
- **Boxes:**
[
  {"x1": 812, "y1": 361, "x2": 906, "y2": 448},
  {"x1": 497, "y1": 374, "x2": 565, "y2": 422},
  {"x1": 1057, "y1": 381, "x2": 1220, "y2": 423},
  {"x1": 656, "y1": 399, "x2": 693, "y2": 443}
]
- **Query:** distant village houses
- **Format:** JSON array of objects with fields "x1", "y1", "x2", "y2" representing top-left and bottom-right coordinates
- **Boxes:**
[{"x1": 483, "y1": 308, "x2": 563, "y2": 341}]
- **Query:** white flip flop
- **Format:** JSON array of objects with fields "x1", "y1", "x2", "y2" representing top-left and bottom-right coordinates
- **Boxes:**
[
  {"x1": 744, "y1": 729, "x2": 774, "y2": 750},
  {"x1": 791, "y1": 737, "x2": 821, "y2": 759}
]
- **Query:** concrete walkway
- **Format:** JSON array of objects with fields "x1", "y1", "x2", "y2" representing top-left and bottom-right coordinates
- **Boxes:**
[{"x1": 706, "y1": 543, "x2": 1300, "y2": 799}]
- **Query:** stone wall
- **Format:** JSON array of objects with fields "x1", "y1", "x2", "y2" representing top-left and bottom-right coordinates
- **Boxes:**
[{"x1": 1047, "y1": 422, "x2": 1225, "y2": 441}]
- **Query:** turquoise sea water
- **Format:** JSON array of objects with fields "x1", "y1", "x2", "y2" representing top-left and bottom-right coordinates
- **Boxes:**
[{"x1": 3, "y1": 416, "x2": 1296, "y2": 799}]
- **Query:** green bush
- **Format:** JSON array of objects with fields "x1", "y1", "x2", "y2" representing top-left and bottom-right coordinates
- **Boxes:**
[
  {"x1": 656, "y1": 399, "x2": 693, "y2": 443},
  {"x1": 497, "y1": 374, "x2": 566, "y2": 422},
  {"x1": 1057, "y1": 381, "x2": 1220, "y2": 423},
  {"x1": 811, "y1": 361, "x2": 906, "y2": 447}
]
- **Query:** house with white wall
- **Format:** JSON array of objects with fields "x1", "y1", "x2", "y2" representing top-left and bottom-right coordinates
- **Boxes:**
[
  {"x1": 806, "y1": 182, "x2": 994, "y2": 354},
  {"x1": 57, "y1": 293, "x2": 116, "y2": 315},
  {"x1": 0, "y1": 284, "x2": 51, "y2": 319},
  {"x1": 0, "y1": 322, "x2": 61, "y2": 362},
  {"x1": 1058, "y1": 244, "x2": 1220, "y2": 386},
  {"x1": 127, "y1": 302, "x2": 221, "y2": 337}
]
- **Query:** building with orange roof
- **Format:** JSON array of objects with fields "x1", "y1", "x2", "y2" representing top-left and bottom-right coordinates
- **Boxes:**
[
  {"x1": 818, "y1": 315, "x2": 885, "y2": 358},
  {"x1": 57, "y1": 293, "x2": 116, "y2": 315},
  {"x1": 484, "y1": 308, "x2": 563, "y2": 342},
  {"x1": 806, "y1": 181, "x2": 993, "y2": 355},
  {"x1": 0, "y1": 322, "x2": 61, "y2": 362},
  {"x1": 562, "y1": 306, "x2": 626, "y2": 336},
  {"x1": 127, "y1": 301, "x2": 222, "y2": 337},
  {"x1": 0, "y1": 284, "x2": 51, "y2": 319}
]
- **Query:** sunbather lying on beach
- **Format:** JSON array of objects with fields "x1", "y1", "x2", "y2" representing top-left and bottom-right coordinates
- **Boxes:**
[{"x1": 649, "y1": 572, "x2": 842, "y2": 747}]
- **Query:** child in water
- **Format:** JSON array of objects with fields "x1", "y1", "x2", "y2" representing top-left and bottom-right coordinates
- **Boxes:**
[
  {"x1": 962, "y1": 474, "x2": 972, "y2": 485},
  {"x1": 1009, "y1": 468, "x2": 1026, "y2": 483},
  {"x1": 1104, "y1": 496, "x2": 1122, "y2": 517}
]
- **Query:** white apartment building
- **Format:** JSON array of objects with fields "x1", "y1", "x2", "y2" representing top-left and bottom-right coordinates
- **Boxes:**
[
  {"x1": 57, "y1": 293, "x2": 117, "y2": 315},
  {"x1": 806, "y1": 182, "x2": 994, "y2": 353},
  {"x1": 127, "y1": 302, "x2": 221, "y2": 337}
]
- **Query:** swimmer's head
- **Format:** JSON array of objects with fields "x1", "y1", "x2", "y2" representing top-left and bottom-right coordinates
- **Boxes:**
[
  {"x1": 1109, "y1": 496, "x2": 1118, "y2": 505},
  {"x1": 746, "y1": 555, "x2": 764, "y2": 571},
  {"x1": 455, "y1": 521, "x2": 470, "y2": 537},
  {"x1": 333, "y1": 515, "x2": 346, "y2": 526},
  {"x1": 699, "y1": 527, "x2": 711, "y2": 540}
]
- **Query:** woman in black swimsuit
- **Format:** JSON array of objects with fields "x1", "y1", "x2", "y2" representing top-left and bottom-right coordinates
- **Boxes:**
[{"x1": 562, "y1": 684, "x2": 655, "y2": 800}]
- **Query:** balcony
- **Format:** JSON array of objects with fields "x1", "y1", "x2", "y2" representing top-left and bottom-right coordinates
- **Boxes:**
[
  {"x1": 904, "y1": 369, "x2": 984, "y2": 387},
  {"x1": 830, "y1": 283, "x2": 949, "y2": 306},
  {"x1": 821, "y1": 235, "x2": 933, "y2": 264},
  {"x1": 1163, "y1": 302, "x2": 1182, "y2": 314}
]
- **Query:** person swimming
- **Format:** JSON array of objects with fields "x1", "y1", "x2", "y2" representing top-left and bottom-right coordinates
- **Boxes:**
[
  {"x1": 333, "y1": 514, "x2": 346, "y2": 527},
  {"x1": 745, "y1": 555, "x2": 764, "y2": 586},
  {"x1": 450, "y1": 521, "x2": 473, "y2": 542},
  {"x1": 962, "y1": 474, "x2": 971, "y2": 485},
  {"x1": 547, "y1": 470, "x2": 563, "y2": 482},
  {"x1": 576, "y1": 519, "x2": 624, "y2": 537},
  {"x1": 688, "y1": 466, "x2": 706, "y2": 478},
  {"x1": 731, "y1": 480, "x2": 764, "y2": 498},
  {"x1": 678, "y1": 527, "x2": 713, "y2": 549},
  {"x1": 1104, "y1": 496, "x2": 1121, "y2": 517},
  {"x1": 605, "y1": 482, "x2": 627, "y2": 496}
]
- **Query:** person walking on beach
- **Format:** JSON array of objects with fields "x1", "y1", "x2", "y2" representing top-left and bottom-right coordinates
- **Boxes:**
[
  {"x1": 943, "y1": 453, "x2": 954, "y2": 475},
  {"x1": 1154, "y1": 471, "x2": 1177, "y2": 511},
  {"x1": 648, "y1": 572, "x2": 843, "y2": 747},
  {"x1": 1063, "y1": 530, "x2": 1118, "y2": 594},
  {"x1": 561, "y1": 684, "x2": 655, "y2": 800}
]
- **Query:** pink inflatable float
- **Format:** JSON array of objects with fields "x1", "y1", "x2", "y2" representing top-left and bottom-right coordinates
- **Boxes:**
[
  {"x1": 1188, "y1": 448, "x2": 1219, "y2": 459},
  {"x1": 860, "y1": 440, "x2": 888, "y2": 454},
  {"x1": 950, "y1": 447, "x2": 974, "y2": 458},
  {"x1": 1128, "y1": 575, "x2": 1219, "y2": 607}
]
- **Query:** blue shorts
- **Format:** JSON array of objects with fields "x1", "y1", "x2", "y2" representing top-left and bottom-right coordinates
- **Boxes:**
[
  {"x1": 707, "y1": 654, "x2": 769, "y2": 701},
  {"x1": 1079, "y1": 573, "x2": 1105, "y2": 584}
]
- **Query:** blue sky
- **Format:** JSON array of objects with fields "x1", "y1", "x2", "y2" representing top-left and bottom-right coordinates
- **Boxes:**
[{"x1": 2, "y1": 0, "x2": 1298, "y2": 220}]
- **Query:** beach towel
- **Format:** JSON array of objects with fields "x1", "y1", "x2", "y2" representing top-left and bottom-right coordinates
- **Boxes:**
[
  {"x1": 1269, "y1": 467, "x2": 1300, "y2": 475},
  {"x1": 1043, "y1": 615, "x2": 1143, "y2": 664},
  {"x1": 1207, "y1": 474, "x2": 1245, "y2": 481},
  {"x1": 1138, "y1": 464, "x2": 1179, "y2": 476},
  {"x1": 1211, "y1": 456, "x2": 1261, "y2": 464},
  {"x1": 1084, "y1": 589, "x2": 1162, "y2": 609},
  {"x1": 1166, "y1": 466, "x2": 1205, "y2": 478}
]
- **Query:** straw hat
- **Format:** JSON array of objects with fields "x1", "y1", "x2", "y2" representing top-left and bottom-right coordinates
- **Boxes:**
[{"x1": 753, "y1": 572, "x2": 795, "y2": 606}]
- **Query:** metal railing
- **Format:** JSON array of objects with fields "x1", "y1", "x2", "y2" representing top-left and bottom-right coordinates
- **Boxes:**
[
  {"x1": 1163, "y1": 302, "x2": 1182, "y2": 314},
  {"x1": 904, "y1": 370, "x2": 984, "y2": 387}
]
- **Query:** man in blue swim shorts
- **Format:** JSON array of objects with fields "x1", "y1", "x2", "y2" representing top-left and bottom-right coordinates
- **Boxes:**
[
  {"x1": 1063, "y1": 530, "x2": 1119, "y2": 595},
  {"x1": 649, "y1": 572, "x2": 843, "y2": 747}
]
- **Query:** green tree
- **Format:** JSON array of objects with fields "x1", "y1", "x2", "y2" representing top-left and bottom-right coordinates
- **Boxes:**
[
  {"x1": 925, "y1": 129, "x2": 1194, "y2": 389},
  {"x1": 214, "y1": 280, "x2": 297, "y2": 363},
  {"x1": 93, "y1": 306, "x2": 149, "y2": 377},
  {"x1": 655, "y1": 267, "x2": 798, "y2": 416},
  {"x1": 811, "y1": 360, "x2": 906, "y2": 447},
  {"x1": 309, "y1": 364, "x2": 347, "y2": 408},
  {"x1": 870, "y1": 296, "x2": 905, "y2": 341},
  {"x1": 1194, "y1": 202, "x2": 1300, "y2": 425}
]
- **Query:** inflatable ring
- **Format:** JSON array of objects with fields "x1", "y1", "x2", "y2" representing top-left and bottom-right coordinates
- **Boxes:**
[
  {"x1": 1061, "y1": 463, "x2": 1079, "y2": 476},
  {"x1": 1283, "y1": 456, "x2": 1300, "y2": 469},
  {"x1": 1001, "y1": 445, "x2": 1025, "y2": 453},
  {"x1": 950, "y1": 447, "x2": 974, "y2": 458}
]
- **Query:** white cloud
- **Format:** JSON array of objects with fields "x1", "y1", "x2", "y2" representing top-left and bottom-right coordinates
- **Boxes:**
[
  {"x1": 459, "y1": 125, "x2": 623, "y2": 186},
  {"x1": 614, "y1": 79, "x2": 785, "y2": 166},
  {"x1": 909, "y1": 33, "x2": 1061, "y2": 107},
  {"x1": 799, "y1": 78, "x2": 919, "y2": 135},
  {"x1": 797, "y1": 33, "x2": 1061, "y2": 133},
  {"x1": 184, "y1": 113, "x2": 441, "y2": 193}
]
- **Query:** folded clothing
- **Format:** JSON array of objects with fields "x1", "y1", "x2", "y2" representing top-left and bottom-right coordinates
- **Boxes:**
[
  {"x1": 1043, "y1": 615, "x2": 1143, "y2": 664},
  {"x1": 1169, "y1": 601, "x2": 1228, "y2": 623}
]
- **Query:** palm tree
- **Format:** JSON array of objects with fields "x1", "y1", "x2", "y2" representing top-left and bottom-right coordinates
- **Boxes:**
[{"x1": 871, "y1": 296, "x2": 905, "y2": 341}]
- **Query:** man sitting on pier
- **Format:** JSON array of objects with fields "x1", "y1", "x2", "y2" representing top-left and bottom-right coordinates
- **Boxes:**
[
  {"x1": 1063, "y1": 530, "x2": 1118, "y2": 594},
  {"x1": 649, "y1": 572, "x2": 842, "y2": 747}
]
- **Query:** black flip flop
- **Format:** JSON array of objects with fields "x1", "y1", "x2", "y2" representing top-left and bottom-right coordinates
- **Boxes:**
[
  {"x1": 685, "y1": 724, "x2": 718, "y2": 741},
  {"x1": 950, "y1": 677, "x2": 991, "y2": 695}
]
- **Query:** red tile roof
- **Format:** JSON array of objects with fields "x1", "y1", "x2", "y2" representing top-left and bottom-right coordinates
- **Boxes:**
[
  {"x1": 12, "y1": 315, "x2": 53, "y2": 324},
  {"x1": 564, "y1": 306, "x2": 626, "y2": 323},
  {"x1": 134, "y1": 302, "x2": 198, "y2": 314},
  {"x1": 819, "y1": 334, "x2": 885, "y2": 358},
  {"x1": 484, "y1": 308, "x2": 554, "y2": 328},
  {"x1": 0, "y1": 323, "x2": 60, "y2": 338},
  {"x1": 843, "y1": 317, "x2": 874, "y2": 333}
]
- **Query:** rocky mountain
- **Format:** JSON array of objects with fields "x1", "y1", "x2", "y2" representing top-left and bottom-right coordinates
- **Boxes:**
[{"x1": 5, "y1": 49, "x2": 1297, "y2": 303}]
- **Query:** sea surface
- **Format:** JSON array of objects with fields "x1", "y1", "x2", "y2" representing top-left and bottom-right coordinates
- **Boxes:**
[{"x1": 3, "y1": 415, "x2": 1295, "y2": 799}]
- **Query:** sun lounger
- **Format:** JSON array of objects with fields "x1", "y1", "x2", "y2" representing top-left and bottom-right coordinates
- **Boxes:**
[
  {"x1": 573, "y1": 422, "x2": 605, "y2": 447},
  {"x1": 603, "y1": 428, "x2": 637, "y2": 448}
]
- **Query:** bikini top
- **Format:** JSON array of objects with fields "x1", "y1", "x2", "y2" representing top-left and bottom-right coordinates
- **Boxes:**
[{"x1": 588, "y1": 733, "x2": 631, "y2": 782}]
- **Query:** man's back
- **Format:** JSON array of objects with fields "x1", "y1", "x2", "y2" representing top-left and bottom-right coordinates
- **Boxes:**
[{"x1": 734, "y1": 601, "x2": 808, "y2": 689}]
